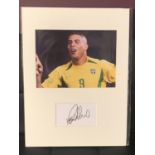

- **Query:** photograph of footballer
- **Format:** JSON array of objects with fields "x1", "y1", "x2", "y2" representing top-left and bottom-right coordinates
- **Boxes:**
[{"x1": 36, "y1": 31, "x2": 116, "y2": 88}]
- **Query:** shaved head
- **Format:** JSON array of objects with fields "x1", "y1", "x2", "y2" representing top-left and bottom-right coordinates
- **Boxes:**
[{"x1": 68, "y1": 33, "x2": 88, "y2": 44}]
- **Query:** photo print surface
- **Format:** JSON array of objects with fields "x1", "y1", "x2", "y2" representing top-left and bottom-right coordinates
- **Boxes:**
[{"x1": 36, "y1": 30, "x2": 116, "y2": 88}]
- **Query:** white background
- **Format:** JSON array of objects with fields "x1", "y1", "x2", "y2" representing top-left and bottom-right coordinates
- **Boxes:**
[
  {"x1": 22, "y1": 8, "x2": 129, "y2": 146},
  {"x1": 0, "y1": 0, "x2": 155, "y2": 154}
]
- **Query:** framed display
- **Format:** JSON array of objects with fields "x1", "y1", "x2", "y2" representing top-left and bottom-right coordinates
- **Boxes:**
[{"x1": 21, "y1": 7, "x2": 131, "y2": 146}]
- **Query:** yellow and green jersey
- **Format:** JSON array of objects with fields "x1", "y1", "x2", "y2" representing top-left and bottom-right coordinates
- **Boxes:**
[{"x1": 41, "y1": 57, "x2": 115, "y2": 88}]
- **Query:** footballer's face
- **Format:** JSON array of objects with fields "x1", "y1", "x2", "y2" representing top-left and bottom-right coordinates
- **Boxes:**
[{"x1": 67, "y1": 34, "x2": 88, "y2": 60}]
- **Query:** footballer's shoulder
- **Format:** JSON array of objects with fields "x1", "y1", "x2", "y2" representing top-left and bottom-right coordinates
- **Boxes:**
[
  {"x1": 54, "y1": 61, "x2": 72, "y2": 72},
  {"x1": 48, "y1": 61, "x2": 71, "y2": 77},
  {"x1": 87, "y1": 56, "x2": 100, "y2": 64},
  {"x1": 87, "y1": 56, "x2": 114, "y2": 67}
]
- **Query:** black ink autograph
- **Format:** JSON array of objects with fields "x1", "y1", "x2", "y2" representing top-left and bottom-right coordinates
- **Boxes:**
[{"x1": 66, "y1": 104, "x2": 90, "y2": 125}]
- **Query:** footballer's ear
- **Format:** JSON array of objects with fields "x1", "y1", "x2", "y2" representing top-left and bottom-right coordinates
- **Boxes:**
[{"x1": 85, "y1": 43, "x2": 88, "y2": 50}]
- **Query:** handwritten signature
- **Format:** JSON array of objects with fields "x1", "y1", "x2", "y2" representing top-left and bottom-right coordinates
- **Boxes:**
[{"x1": 66, "y1": 104, "x2": 90, "y2": 125}]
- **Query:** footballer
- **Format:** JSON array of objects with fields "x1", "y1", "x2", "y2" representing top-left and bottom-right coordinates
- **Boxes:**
[{"x1": 36, "y1": 33, "x2": 116, "y2": 88}]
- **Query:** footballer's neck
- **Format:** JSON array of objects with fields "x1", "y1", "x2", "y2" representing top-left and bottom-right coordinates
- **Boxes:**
[{"x1": 72, "y1": 54, "x2": 87, "y2": 65}]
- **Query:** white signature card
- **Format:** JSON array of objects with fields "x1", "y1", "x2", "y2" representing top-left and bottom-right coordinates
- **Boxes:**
[{"x1": 56, "y1": 103, "x2": 96, "y2": 126}]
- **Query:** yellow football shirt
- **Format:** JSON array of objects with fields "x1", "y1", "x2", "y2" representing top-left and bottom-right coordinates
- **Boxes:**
[{"x1": 41, "y1": 57, "x2": 115, "y2": 88}]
